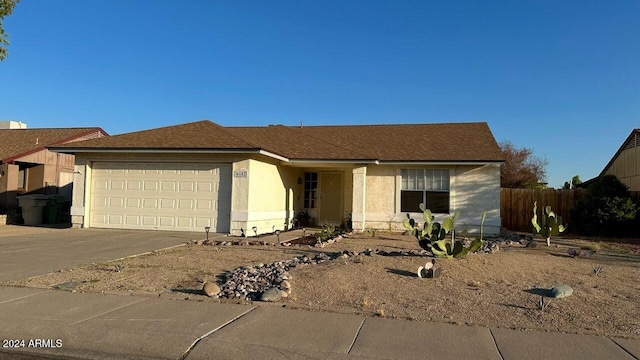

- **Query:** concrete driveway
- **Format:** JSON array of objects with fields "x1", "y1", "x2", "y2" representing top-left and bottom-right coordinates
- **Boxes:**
[{"x1": 0, "y1": 227, "x2": 210, "y2": 282}]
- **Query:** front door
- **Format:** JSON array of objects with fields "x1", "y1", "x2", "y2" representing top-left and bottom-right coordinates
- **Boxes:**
[{"x1": 318, "y1": 172, "x2": 343, "y2": 224}]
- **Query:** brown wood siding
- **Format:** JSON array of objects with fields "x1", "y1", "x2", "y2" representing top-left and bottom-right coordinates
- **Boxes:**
[{"x1": 14, "y1": 149, "x2": 75, "y2": 167}]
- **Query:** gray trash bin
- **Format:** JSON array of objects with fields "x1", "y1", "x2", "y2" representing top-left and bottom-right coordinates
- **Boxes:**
[{"x1": 17, "y1": 194, "x2": 48, "y2": 225}]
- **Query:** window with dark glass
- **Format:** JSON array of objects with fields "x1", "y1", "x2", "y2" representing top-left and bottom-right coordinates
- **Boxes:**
[
  {"x1": 400, "y1": 169, "x2": 450, "y2": 213},
  {"x1": 303, "y1": 172, "x2": 317, "y2": 208}
]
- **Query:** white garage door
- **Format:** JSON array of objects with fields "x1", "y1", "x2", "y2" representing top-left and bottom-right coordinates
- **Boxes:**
[{"x1": 90, "y1": 162, "x2": 231, "y2": 232}]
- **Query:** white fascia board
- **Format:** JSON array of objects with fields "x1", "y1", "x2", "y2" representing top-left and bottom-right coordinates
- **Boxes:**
[
  {"x1": 378, "y1": 161, "x2": 502, "y2": 166},
  {"x1": 283, "y1": 160, "x2": 379, "y2": 167},
  {"x1": 259, "y1": 150, "x2": 289, "y2": 162},
  {"x1": 48, "y1": 148, "x2": 264, "y2": 155}
]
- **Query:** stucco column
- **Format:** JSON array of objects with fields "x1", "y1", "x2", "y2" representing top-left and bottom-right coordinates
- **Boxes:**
[
  {"x1": 230, "y1": 159, "x2": 250, "y2": 236},
  {"x1": 70, "y1": 157, "x2": 89, "y2": 228},
  {"x1": 351, "y1": 166, "x2": 367, "y2": 231}
]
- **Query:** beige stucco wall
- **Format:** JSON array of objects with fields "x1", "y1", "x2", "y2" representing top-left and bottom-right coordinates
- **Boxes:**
[
  {"x1": 451, "y1": 164, "x2": 501, "y2": 235},
  {"x1": 604, "y1": 146, "x2": 640, "y2": 191},
  {"x1": 359, "y1": 164, "x2": 501, "y2": 235},
  {"x1": 239, "y1": 157, "x2": 299, "y2": 236}
]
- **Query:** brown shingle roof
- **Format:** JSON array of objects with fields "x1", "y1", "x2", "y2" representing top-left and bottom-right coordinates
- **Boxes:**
[
  {"x1": 0, "y1": 127, "x2": 107, "y2": 163},
  {"x1": 53, "y1": 121, "x2": 257, "y2": 150},
  {"x1": 226, "y1": 125, "x2": 374, "y2": 160},
  {"x1": 292, "y1": 122, "x2": 503, "y2": 162},
  {"x1": 52, "y1": 120, "x2": 503, "y2": 163}
]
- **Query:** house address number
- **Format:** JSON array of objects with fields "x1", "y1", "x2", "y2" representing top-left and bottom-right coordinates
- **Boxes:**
[{"x1": 234, "y1": 169, "x2": 248, "y2": 177}]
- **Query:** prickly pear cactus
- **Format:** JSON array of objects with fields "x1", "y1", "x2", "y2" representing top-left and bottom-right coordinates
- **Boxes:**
[
  {"x1": 531, "y1": 201, "x2": 567, "y2": 246},
  {"x1": 405, "y1": 204, "x2": 484, "y2": 259}
]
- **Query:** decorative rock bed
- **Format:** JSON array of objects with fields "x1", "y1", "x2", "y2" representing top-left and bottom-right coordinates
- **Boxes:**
[{"x1": 198, "y1": 232, "x2": 533, "y2": 302}]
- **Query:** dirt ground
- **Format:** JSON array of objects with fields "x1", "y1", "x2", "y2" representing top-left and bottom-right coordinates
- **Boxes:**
[{"x1": 5, "y1": 231, "x2": 640, "y2": 339}]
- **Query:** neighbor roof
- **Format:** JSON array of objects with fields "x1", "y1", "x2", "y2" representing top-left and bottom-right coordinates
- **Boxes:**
[
  {"x1": 599, "y1": 128, "x2": 640, "y2": 176},
  {"x1": 0, "y1": 127, "x2": 107, "y2": 163},
  {"x1": 51, "y1": 120, "x2": 503, "y2": 163}
]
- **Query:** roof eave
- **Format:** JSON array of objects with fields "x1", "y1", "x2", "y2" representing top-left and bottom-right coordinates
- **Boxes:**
[
  {"x1": 599, "y1": 129, "x2": 640, "y2": 176},
  {"x1": 286, "y1": 159, "x2": 379, "y2": 164},
  {"x1": 378, "y1": 160, "x2": 503, "y2": 165},
  {"x1": 48, "y1": 147, "x2": 290, "y2": 161}
]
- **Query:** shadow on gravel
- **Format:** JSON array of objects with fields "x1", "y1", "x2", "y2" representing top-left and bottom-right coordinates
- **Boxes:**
[
  {"x1": 523, "y1": 287, "x2": 552, "y2": 297},
  {"x1": 385, "y1": 268, "x2": 417, "y2": 277}
]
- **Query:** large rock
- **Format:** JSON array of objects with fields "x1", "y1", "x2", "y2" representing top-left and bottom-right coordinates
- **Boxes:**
[
  {"x1": 280, "y1": 280, "x2": 291, "y2": 290},
  {"x1": 549, "y1": 285, "x2": 573, "y2": 298},
  {"x1": 202, "y1": 282, "x2": 221, "y2": 297},
  {"x1": 260, "y1": 287, "x2": 282, "y2": 302}
]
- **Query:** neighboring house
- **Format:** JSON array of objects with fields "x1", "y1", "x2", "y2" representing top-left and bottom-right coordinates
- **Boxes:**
[
  {"x1": 50, "y1": 120, "x2": 504, "y2": 235},
  {"x1": 598, "y1": 128, "x2": 640, "y2": 191},
  {"x1": 0, "y1": 124, "x2": 108, "y2": 214}
]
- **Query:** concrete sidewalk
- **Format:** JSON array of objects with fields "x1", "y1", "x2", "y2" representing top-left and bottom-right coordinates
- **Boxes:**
[{"x1": 0, "y1": 287, "x2": 638, "y2": 360}]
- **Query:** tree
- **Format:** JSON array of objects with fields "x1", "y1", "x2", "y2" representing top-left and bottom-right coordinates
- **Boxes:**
[
  {"x1": 0, "y1": 0, "x2": 19, "y2": 61},
  {"x1": 562, "y1": 175, "x2": 582, "y2": 189},
  {"x1": 499, "y1": 141, "x2": 548, "y2": 188}
]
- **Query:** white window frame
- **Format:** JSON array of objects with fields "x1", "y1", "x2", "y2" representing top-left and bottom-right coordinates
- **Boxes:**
[{"x1": 399, "y1": 169, "x2": 450, "y2": 213}]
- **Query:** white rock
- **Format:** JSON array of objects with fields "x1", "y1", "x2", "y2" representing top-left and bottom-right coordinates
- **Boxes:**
[{"x1": 202, "y1": 282, "x2": 221, "y2": 297}]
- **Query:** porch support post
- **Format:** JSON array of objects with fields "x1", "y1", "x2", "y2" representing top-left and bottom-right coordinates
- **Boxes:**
[
  {"x1": 351, "y1": 166, "x2": 366, "y2": 231},
  {"x1": 70, "y1": 157, "x2": 89, "y2": 228}
]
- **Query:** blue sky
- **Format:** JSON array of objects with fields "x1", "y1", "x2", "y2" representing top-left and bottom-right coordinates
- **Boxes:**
[{"x1": 1, "y1": 1, "x2": 638, "y2": 188}]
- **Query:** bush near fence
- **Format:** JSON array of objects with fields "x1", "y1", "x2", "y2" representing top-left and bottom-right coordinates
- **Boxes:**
[{"x1": 500, "y1": 188, "x2": 640, "y2": 234}]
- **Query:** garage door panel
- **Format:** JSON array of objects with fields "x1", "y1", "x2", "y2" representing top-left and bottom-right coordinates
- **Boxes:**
[
  {"x1": 127, "y1": 181, "x2": 142, "y2": 190},
  {"x1": 179, "y1": 182, "x2": 194, "y2": 191},
  {"x1": 159, "y1": 217, "x2": 175, "y2": 227},
  {"x1": 144, "y1": 181, "x2": 159, "y2": 191},
  {"x1": 160, "y1": 199, "x2": 175, "y2": 209},
  {"x1": 109, "y1": 198, "x2": 124, "y2": 207},
  {"x1": 143, "y1": 199, "x2": 158, "y2": 208},
  {"x1": 108, "y1": 214, "x2": 123, "y2": 225},
  {"x1": 94, "y1": 180, "x2": 109, "y2": 190},
  {"x1": 125, "y1": 216, "x2": 140, "y2": 226},
  {"x1": 92, "y1": 214, "x2": 107, "y2": 225},
  {"x1": 126, "y1": 198, "x2": 141, "y2": 208},
  {"x1": 161, "y1": 182, "x2": 176, "y2": 191},
  {"x1": 196, "y1": 200, "x2": 212, "y2": 210},
  {"x1": 93, "y1": 197, "x2": 108, "y2": 207},
  {"x1": 90, "y1": 162, "x2": 231, "y2": 232},
  {"x1": 178, "y1": 199, "x2": 194, "y2": 210},
  {"x1": 195, "y1": 218, "x2": 211, "y2": 227}
]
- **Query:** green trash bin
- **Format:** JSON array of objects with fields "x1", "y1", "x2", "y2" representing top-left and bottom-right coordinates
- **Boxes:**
[{"x1": 46, "y1": 197, "x2": 64, "y2": 224}]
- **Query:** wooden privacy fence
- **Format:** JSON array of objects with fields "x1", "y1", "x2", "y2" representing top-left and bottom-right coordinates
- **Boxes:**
[
  {"x1": 500, "y1": 188, "x2": 640, "y2": 232},
  {"x1": 501, "y1": 188, "x2": 586, "y2": 232}
]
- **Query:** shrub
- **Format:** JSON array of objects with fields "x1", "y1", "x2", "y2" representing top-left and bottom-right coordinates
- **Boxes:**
[{"x1": 571, "y1": 175, "x2": 638, "y2": 237}]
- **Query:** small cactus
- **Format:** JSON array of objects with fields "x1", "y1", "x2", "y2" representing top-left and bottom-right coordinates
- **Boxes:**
[
  {"x1": 531, "y1": 202, "x2": 567, "y2": 247},
  {"x1": 404, "y1": 204, "x2": 484, "y2": 259}
]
